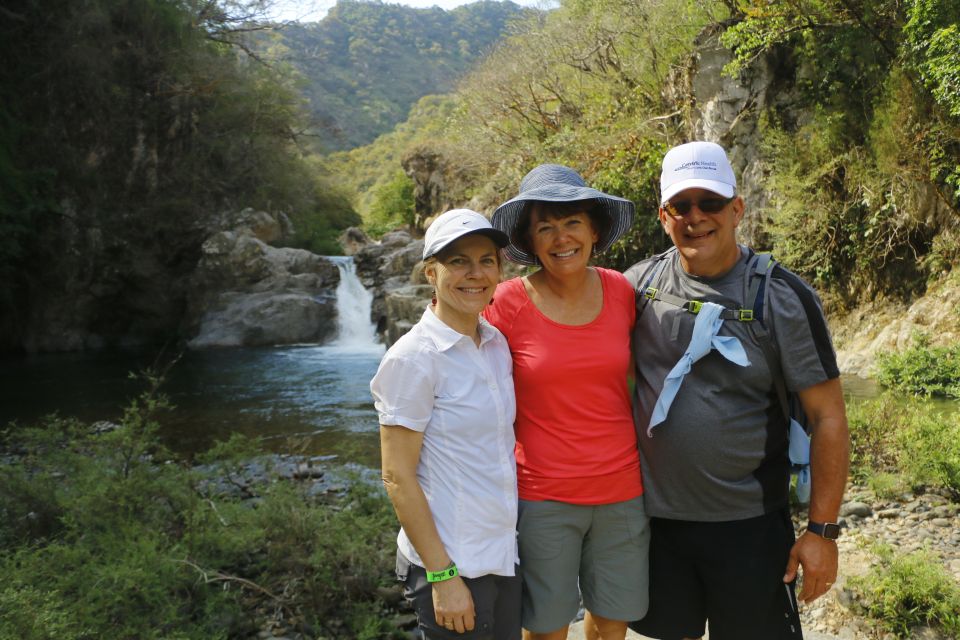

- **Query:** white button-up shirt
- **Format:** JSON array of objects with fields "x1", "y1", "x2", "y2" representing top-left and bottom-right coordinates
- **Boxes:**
[{"x1": 371, "y1": 307, "x2": 518, "y2": 578}]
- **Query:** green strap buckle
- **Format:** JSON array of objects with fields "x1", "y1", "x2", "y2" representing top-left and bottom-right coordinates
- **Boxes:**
[
  {"x1": 644, "y1": 287, "x2": 658, "y2": 300},
  {"x1": 687, "y1": 300, "x2": 703, "y2": 314},
  {"x1": 739, "y1": 309, "x2": 754, "y2": 322}
]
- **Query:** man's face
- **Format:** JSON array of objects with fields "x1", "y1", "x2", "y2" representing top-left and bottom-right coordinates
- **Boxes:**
[{"x1": 659, "y1": 188, "x2": 744, "y2": 277}]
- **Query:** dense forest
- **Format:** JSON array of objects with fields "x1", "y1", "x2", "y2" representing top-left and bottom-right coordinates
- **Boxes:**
[
  {"x1": 0, "y1": 0, "x2": 358, "y2": 351},
  {"x1": 1, "y1": 0, "x2": 957, "y2": 353},
  {"x1": 0, "y1": 0, "x2": 521, "y2": 352},
  {"x1": 265, "y1": 0, "x2": 529, "y2": 149},
  {"x1": 342, "y1": 0, "x2": 959, "y2": 311}
]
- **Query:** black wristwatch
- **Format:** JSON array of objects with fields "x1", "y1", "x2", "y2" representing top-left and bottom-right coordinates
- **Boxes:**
[{"x1": 807, "y1": 521, "x2": 841, "y2": 540}]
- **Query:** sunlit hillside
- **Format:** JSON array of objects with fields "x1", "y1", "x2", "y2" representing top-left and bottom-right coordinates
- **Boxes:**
[{"x1": 263, "y1": 0, "x2": 531, "y2": 150}]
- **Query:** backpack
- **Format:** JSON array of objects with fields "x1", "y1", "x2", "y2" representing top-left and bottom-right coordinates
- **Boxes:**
[{"x1": 634, "y1": 247, "x2": 812, "y2": 504}]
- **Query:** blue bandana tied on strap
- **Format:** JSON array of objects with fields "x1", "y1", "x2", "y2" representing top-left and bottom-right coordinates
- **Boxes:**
[
  {"x1": 647, "y1": 301, "x2": 750, "y2": 436},
  {"x1": 789, "y1": 418, "x2": 812, "y2": 502}
]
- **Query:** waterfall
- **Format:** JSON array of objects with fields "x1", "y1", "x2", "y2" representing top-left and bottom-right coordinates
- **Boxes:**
[{"x1": 327, "y1": 256, "x2": 382, "y2": 351}]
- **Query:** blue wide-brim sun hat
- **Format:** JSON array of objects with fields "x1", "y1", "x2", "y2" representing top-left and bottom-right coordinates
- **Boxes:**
[{"x1": 491, "y1": 164, "x2": 635, "y2": 265}]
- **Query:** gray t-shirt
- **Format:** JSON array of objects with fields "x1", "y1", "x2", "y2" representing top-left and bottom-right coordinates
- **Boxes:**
[{"x1": 624, "y1": 247, "x2": 839, "y2": 521}]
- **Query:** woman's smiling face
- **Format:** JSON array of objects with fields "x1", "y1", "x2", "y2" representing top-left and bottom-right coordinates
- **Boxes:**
[
  {"x1": 425, "y1": 233, "x2": 501, "y2": 324},
  {"x1": 527, "y1": 204, "x2": 599, "y2": 277}
]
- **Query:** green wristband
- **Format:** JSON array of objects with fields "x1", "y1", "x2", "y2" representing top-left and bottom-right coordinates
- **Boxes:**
[{"x1": 426, "y1": 563, "x2": 459, "y2": 583}]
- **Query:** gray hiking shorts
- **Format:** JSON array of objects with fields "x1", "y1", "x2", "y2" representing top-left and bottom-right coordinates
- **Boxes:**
[{"x1": 517, "y1": 496, "x2": 650, "y2": 633}]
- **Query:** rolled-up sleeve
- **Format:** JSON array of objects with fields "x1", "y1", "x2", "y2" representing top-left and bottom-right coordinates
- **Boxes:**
[{"x1": 371, "y1": 353, "x2": 434, "y2": 432}]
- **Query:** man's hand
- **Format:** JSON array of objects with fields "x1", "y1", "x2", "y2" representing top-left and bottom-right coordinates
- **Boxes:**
[
  {"x1": 432, "y1": 576, "x2": 476, "y2": 634},
  {"x1": 783, "y1": 531, "x2": 838, "y2": 603}
]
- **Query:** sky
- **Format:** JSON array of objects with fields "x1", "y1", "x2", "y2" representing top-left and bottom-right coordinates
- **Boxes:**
[{"x1": 267, "y1": 0, "x2": 555, "y2": 22}]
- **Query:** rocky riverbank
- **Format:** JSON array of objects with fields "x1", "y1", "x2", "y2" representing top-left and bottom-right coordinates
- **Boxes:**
[
  {"x1": 197, "y1": 454, "x2": 419, "y2": 640},
  {"x1": 570, "y1": 486, "x2": 960, "y2": 640},
  {"x1": 796, "y1": 485, "x2": 960, "y2": 640},
  {"x1": 6, "y1": 410, "x2": 958, "y2": 639}
]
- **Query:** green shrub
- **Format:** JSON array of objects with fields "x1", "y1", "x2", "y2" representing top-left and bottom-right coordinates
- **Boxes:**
[
  {"x1": 588, "y1": 137, "x2": 673, "y2": 271},
  {"x1": 365, "y1": 169, "x2": 416, "y2": 238},
  {"x1": 0, "y1": 386, "x2": 398, "y2": 639},
  {"x1": 1, "y1": 531, "x2": 238, "y2": 640},
  {"x1": 0, "y1": 584, "x2": 86, "y2": 640},
  {"x1": 847, "y1": 393, "x2": 960, "y2": 495},
  {"x1": 867, "y1": 472, "x2": 907, "y2": 500},
  {"x1": 760, "y1": 111, "x2": 933, "y2": 304},
  {"x1": 876, "y1": 333, "x2": 960, "y2": 398},
  {"x1": 847, "y1": 395, "x2": 902, "y2": 484},
  {"x1": 849, "y1": 543, "x2": 960, "y2": 636},
  {"x1": 896, "y1": 409, "x2": 960, "y2": 495},
  {"x1": 282, "y1": 173, "x2": 362, "y2": 256}
]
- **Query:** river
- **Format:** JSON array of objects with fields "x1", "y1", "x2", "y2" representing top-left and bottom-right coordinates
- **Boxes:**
[
  {"x1": 1, "y1": 259, "x2": 950, "y2": 468},
  {"x1": 0, "y1": 257, "x2": 387, "y2": 466}
]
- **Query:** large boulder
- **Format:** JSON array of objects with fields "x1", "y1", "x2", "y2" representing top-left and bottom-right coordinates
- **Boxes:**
[
  {"x1": 204, "y1": 207, "x2": 294, "y2": 245},
  {"x1": 338, "y1": 226, "x2": 372, "y2": 256},
  {"x1": 383, "y1": 282, "x2": 434, "y2": 345},
  {"x1": 183, "y1": 231, "x2": 339, "y2": 348},
  {"x1": 187, "y1": 291, "x2": 336, "y2": 349}
]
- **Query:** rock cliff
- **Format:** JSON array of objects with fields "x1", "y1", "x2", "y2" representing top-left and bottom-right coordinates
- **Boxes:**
[
  {"x1": 11, "y1": 203, "x2": 345, "y2": 353},
  {"x1": 16, "y1": 200, "x2": 206, "y2": 353},
  {"x1": 401, "y1": 147, "x2": 477, "y2": 233},
  {"x1": 181, "y1": 208, "x2": 340, "y2": 349},
  {"x1": 831, "y1": 270, "x2": 960, "y2": 376},
  {"x1": 665, "y1": 22, "x2": 806, "y2": 248}
]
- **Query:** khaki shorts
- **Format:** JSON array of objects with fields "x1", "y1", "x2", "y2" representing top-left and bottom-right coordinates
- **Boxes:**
[{"x1": 517, "y1": 496, "x2": 650, "y2": 633}]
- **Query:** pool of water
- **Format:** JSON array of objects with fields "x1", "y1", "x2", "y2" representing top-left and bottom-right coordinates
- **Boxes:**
[
  {"x1": 3, "y1": 347, "x2": 953, "y2": 470},
  {"x1": 1, "y1": 343, "x2": 387, "y2": 466}
]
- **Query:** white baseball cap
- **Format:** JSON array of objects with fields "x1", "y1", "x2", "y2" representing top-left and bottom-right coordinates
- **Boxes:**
[
  {"x1": 660, "y1": 141, "x2": 737, "y2": 204},
  {"x1": 422, "y1": 209, "x2": 510, "y2": 260}
]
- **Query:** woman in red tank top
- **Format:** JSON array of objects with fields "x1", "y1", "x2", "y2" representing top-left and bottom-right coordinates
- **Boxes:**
[{"x1": 483, "y1": 165, "x2": 651, "y2": 640}]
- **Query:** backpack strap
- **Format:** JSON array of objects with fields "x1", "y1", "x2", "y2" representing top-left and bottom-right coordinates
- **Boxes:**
[
  {"x1": 643, "y1": 287, "x2": 758, "y2": 321},
  {"x1": 747, "y1": 256, "x2": 812, "y2": 501},
  {"x1": 635, "y1": 247, "x2": 675, "y2": 319},
  {"x1": 745, "y1": 253, "x2": 775, "y2": 325},
  {"x1": 642, "y1": 248, "x2": 772, "y2": 322},
  {"x1": 757, "y1": 333, "x2": 791, "y2": 426},
  {"x1": 745, "y1": 253, "x2": 785, "y2": 418}
]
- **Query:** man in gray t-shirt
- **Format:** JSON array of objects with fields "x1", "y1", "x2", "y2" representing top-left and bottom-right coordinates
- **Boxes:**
[{"x1": 624, "y1": 141, "x2": 850, "y2": 640}]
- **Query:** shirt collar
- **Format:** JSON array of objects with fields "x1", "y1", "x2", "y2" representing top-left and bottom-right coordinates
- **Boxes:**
[
  {"x1": 477, "y1": 316, "x2": 500, "y2": 347},
  {"x1": 421, "y1": 306, "x2": 499, "y2": 352}
]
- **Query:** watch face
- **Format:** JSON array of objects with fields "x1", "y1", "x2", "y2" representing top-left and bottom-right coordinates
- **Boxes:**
[{"x1": 823, "y1": 523, "x2": 841, "y2": 539}]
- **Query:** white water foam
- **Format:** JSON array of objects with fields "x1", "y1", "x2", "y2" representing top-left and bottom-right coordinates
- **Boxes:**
[{"x1": 326, "y1": 256, "x2": 384, "y2": 355}]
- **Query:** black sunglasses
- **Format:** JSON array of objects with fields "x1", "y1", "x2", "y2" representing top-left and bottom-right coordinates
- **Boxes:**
[{"x1": 664, "y1": 197, "x2": 734, "y2": 217}]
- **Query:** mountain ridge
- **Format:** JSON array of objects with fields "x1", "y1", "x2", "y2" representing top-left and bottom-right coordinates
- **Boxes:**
[{"x1": 263, "y1": 0, "x2": 532, "y2": 150}]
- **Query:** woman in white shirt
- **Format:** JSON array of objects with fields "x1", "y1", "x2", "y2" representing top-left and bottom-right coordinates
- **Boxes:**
[{"x1": 371, "y1": 209, "x2": 519, "y2": 639}]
